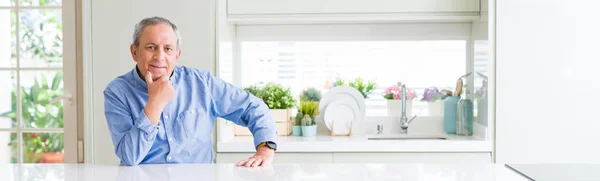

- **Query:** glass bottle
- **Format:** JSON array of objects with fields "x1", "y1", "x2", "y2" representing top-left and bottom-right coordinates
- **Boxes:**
[{"x1": 456, "y1": 84, "x2": 474, "y2": 136}]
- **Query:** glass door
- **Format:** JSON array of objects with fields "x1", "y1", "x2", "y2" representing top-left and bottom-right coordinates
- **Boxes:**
[{"x1": 0, "y1": 0, "x2": 77, "y2": 163}]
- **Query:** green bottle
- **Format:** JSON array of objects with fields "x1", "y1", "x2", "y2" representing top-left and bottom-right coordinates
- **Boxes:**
[{"x1": 456, "y1": 84, "x2": 474, "y2": 136}]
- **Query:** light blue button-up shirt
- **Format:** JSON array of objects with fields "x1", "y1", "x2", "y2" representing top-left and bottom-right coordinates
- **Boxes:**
[{"x1": 103, "y1": 66, "x2": 278, "y2": 166}]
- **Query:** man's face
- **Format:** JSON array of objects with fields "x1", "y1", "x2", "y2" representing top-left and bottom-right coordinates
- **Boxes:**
[{"x1": 130, "y1": 23, "x2": 181, "y2": 82}]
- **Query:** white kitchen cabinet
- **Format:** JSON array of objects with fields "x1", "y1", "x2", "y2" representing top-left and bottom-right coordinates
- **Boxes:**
[
  {"x1": 216, "y1": 153, "x2": 334, "y2": 163},
  {"x1": 333, "y1": 153, "x2": 492, "y2": 164},
  {"x1": 495, "y1": 0, "x2": 600, "y2": 163},
  {"x1": 227, "y1": 0, "x2": 480, "y2": 15},
  {"x1": 226, "y1": 0, "x2": 481, "y2": 23},
  {"x1": 216, "y1": 152, "x2": 491, "y2": 164}
]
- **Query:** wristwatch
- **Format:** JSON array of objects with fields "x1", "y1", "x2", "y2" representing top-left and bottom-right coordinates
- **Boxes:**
[{"x1": 257, "y1": 141, "x2": 277, "y2": 151}]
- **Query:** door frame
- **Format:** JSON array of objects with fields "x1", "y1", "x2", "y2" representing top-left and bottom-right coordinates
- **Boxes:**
[
  {"x1": 81, "y1": 0, "x2": 95, "y2": 164},
  {"x1": 63, "y1": 0, "x2": 79, "y2": 164}
]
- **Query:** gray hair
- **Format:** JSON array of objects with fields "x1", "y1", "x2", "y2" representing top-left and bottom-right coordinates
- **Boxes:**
[{"x1": 132, "y1": 16, "x2": 181, "y2": 49}]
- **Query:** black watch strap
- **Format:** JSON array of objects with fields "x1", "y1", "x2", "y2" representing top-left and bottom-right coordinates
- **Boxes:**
[{"x1": 259, "y1": 141, "x2": 277, "y2": 151}]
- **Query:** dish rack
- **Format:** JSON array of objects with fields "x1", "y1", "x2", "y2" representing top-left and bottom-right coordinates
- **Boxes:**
[{"x1": 330, "y1": 118, "x2": 353, "y2": 136}]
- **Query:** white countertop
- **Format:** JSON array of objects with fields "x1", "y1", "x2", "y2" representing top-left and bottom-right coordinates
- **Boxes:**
[
  {"x1": 506, "y1": 164, "x2": 600, "y2": 181},
  {"x1": 217, "y1": 134, "x2": 492, "y2": 153},
  {"x1": 0, "y1": 163, "x2": 528, "y2": 181}
]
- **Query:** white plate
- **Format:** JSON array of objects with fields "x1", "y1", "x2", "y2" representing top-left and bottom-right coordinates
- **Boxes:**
[
  {"x1": 323, "y1": 100, "x2": 358, "y2": 135},
  {"x1": 319, "y1": 85, "x2": 366, "y2": 118},
  {"x1": 323, "y1": 98, "x2": 359, "y2": 132}
]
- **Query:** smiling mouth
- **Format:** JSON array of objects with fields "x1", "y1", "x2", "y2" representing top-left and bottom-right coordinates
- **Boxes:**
[{"x1": 150, "y1": 65, "x2": 166, "y2": 69}]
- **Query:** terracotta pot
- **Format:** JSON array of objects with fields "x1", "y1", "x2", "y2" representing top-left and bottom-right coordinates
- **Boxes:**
[{"x1": 41, "y1": 152, "x2": 64, "y2": 163}]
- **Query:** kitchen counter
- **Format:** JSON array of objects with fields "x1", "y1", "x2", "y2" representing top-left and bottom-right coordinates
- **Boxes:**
[
  {"x1": 0, "y1": 163, "x2": 528, "y2": 181},
  {"x1": 217, "y1": 134, "x2": 492, "y2": 153},
  {"x1": 506, "y1": 164, "x2": 600, "y2": 181}
]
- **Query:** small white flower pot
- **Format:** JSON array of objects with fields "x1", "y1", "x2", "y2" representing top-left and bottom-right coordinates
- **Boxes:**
[
  {"x1": 427, "y1": 100, "x2": 445, "y2": 116},
  {"x1": 387, "y1": 99, "x2": 412, "y2": 117}
]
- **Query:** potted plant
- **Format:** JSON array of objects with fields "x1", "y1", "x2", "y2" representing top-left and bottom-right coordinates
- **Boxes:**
[
  {"x1": 241, "y1": 82, "x2": 296, "y2": 136},
  {"x1": 298, "y1": 101, "x2": 319, "y2": 137},
  {"x1": 421, "y1": 87, "x2": 450, "y2": 116},
  {"x1": 334, "y1": 77, "x2": 377, "y2": 98},
  {"x1": 300, "y1": 87, "x2": 322, "y2": 102},
  {"x1": 1, "y1": 73, "x2": 65, "y2": 163},
  {"x1": 293, "y1": 112, "x2": 304, "y2": 136},
  {"x1": 292, "y1": 88, "x2": 322, "y2": 136},
  {"x1": 383, "y1": 84, "x2": 416, "y2": 117},
  {"x1": 260, "y1": 83, "x2": 296, "y2": 122}
]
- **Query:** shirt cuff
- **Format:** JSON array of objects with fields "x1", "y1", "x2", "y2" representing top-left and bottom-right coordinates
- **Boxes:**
[
  {"x1": 252, "y1": 128, "x2": 278, "y2": 149},
  {"x1": 136, "y1": 109, "x2": 159, "y2": 141}
]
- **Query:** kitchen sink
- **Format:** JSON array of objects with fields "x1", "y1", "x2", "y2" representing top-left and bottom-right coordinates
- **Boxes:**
[{"x1": 367, "y1": 135, "x2": 449, "y2": 140}]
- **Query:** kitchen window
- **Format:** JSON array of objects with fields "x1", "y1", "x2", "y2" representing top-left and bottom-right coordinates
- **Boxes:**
[{"x1": 219, "y1": 23, "x2": 488, "y2": 116}]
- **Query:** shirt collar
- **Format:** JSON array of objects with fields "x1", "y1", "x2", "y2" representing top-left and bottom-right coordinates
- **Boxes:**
[{"x1": 131, "y1": 66, "x2": 180, "y2": 90}]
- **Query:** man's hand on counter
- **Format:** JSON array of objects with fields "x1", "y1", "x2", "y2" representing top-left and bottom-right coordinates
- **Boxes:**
[{"x1": 236, "y1": 146, "x2": 275, "y2": 167}]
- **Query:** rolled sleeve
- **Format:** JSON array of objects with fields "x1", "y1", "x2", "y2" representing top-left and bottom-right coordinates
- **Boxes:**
[
  {"x1": 104, "y1": 88, "x2": 160, "y2": 166},
  {"x1": 135, "y1": 109, "x2": 160, "y2": 141},
  {"x1": 251, "y1": 126, "x2": 278, "y2": 149}
]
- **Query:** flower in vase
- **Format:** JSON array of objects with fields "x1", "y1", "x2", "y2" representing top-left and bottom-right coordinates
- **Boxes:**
[
  {"x1": 383, "y1": 85, "x2": 416, "y2": 100},
  {"x1": 421, "y1": 87, "x2": 447, "y2": 102}
]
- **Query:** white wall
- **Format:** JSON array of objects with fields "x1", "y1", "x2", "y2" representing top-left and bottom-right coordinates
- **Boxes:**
[
  {"x1": 496, "y1": 0, "x2": 600, "y2": 163},
  {"x1": 86, "y1": 0, "x2": 215, "y2": 164}
]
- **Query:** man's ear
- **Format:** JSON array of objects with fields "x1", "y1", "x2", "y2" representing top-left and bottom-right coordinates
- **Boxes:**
[
  {"x1": 130, "y1": 44, "x2": 137, "y2": 61},
  {"x1": 175, "y1": 48, "x2": 182, "y2": 61}
]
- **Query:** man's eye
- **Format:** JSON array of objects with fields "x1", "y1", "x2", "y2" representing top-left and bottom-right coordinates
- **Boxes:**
[
  {"x1": 147, "y1": 46, "x2": 155, "y2": 50},
  {"x1": 166, "y1": 48, "x2": 173, "y2": 51}
]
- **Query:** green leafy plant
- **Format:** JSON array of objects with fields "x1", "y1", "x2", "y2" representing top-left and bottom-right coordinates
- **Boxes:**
[
  {"x1": 334, "y1": 78, "x2": 345, "y2": 87},
  {"x1": 262, "y1": 83, "x2": 296, "y2": 109},
  {"x1": 336, "y1": 77, "x2": 377, "y2": 98},
  {"x1": 296, "y1": 101, "x2": 318, "y2": 126},
  {"x1": 243, "y1": 83, "x2": 296, "y2": 109},
  {"x1": 348, "y1": 77, "x2": 377, "y2": 98},
  {"x1": 300, "y1": 88, "x2": 322, "y2": 102},
  {"x1": 299, "y1": 101, "x2": 318, "y2": 117},
  {"x1": 0, "y1": 72, "x2": 64, "y2": 163}
]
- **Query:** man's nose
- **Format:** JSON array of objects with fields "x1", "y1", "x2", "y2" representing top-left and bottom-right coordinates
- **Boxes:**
[{"x1": 152, "y1": 48, "x2": 166, "y2": 61}]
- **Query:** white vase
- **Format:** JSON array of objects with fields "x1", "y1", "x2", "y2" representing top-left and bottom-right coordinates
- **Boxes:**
[
  {"x1": 387, "y1": 99, "x2": 412, "y2": 117},
  {"x1": 427, "y1": 100, "x2": 445, "y2": 116}
]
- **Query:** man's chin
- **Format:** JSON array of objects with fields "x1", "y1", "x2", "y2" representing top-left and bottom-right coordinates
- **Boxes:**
[
  {"x1": 150, "y1": 73, "x2": 166, "y2": 80},
  {"x1": 149, "y1": 69, "x2": 166, "y2": 76}
]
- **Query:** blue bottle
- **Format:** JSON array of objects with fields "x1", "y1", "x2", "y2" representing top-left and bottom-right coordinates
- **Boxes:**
[{"x1": 443, "y1": 96, "x2": 460, "y2": 134}]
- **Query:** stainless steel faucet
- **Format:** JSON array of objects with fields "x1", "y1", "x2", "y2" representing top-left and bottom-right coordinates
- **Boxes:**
[{"x1": 398, "y1": 82, "x2": 418, "y2": 134}]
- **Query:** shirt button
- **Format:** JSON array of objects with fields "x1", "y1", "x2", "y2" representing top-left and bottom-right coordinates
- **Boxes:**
[
  {"x1": 165, "y1": 115, "x2": 169, "y2": 119},
  {"x1": 168, "y1": 138, "x2": 173, "y2": 141},
  {"x1": 167, "y1": 156, "x2": 172, "y2": 160}
]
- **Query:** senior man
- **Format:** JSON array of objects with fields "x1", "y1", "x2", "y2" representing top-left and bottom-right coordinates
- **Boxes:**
[{"x1": 103, "y1": 16, "x2": 277, "y2": 167}]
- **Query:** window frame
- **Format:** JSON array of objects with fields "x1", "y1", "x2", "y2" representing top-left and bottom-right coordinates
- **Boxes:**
[{"x1": 226, "y1": 23, "x2": 477, "y2": 117}]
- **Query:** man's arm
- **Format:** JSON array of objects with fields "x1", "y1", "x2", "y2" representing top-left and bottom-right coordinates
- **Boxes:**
[
  {"x1": 104, "y1": 88, "x2": 159, "y2": 166},
  {"x1": 204, "y1": 71, "x2": 279, "y2": 147}
]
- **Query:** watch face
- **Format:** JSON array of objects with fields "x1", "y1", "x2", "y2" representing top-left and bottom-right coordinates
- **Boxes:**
[{"x1": 266, "y1": 142, "x2": 277, "y2": 149}]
